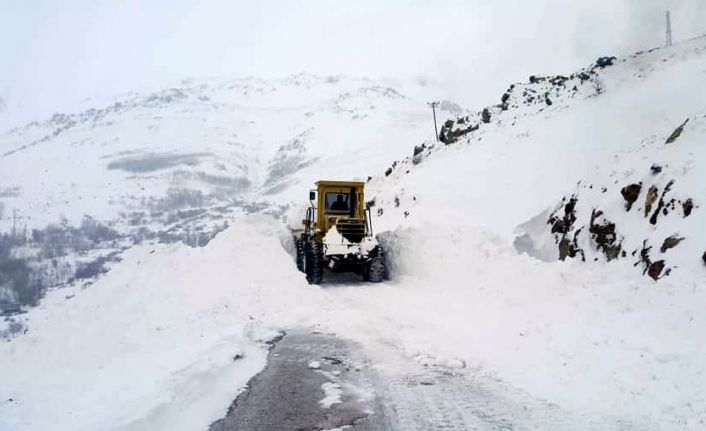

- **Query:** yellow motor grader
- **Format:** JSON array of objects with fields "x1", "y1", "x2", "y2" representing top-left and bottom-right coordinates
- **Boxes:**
[{"x1": 294, "y1": 180, "x2": 385, "y2": 284}]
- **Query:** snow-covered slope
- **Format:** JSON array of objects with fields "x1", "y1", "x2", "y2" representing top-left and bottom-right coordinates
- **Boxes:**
[{"x1": 2, "y1": 37, "x2": 706, "y2": 430}]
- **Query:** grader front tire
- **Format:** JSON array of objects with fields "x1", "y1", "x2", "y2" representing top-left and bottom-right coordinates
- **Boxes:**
[{"x1": 305, "y1": 241, "x2": 324, "y2": 285}]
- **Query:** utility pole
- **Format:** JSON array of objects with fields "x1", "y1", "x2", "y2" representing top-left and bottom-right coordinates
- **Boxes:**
[
  {"x1": 666, "y1": 10, "x2": 673, "y2": 47},
  {"x1": 427, "y1": 101, "x2": 440, "y2": 141}
]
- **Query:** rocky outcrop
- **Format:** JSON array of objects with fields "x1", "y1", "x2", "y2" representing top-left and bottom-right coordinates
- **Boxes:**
[
  {"x1": 635, "y1": 241, "x2": 666, "y2": 280},
  {"x1": 644, "y1": 186, "x2": 659, "y2": 217},
  {"x1": 589, "y1": 209, "x2": 622, "y2": 261},
  {"x1": 542, "y1": 175, "x2": 694, "y2": 280},
  {"x1": 439, "y1": 118, "x2": 479, "y2": 144},
  {"x1": 595, "y1": 56, "x2": 617, "y2": 68},
  {"x1": 649, "y1": 180, "x2": 675, "y2": 225},
  {"x1": 547, "y1": 196, "x2": 586, "y2": 261}
]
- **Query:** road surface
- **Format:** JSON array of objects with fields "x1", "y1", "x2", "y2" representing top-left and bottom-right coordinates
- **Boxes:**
[{"x1": 209, "y1": 330, "x2": 640, "y2": 430}]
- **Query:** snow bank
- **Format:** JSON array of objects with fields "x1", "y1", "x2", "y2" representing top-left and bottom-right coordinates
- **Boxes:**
[{"x1": 0, "y1": 216, "x2": 312, "y2": 431}]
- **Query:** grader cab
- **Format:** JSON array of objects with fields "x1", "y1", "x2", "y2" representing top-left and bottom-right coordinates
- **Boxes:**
[{"x1": 294, "y1": 180, "x2": 386, "y2": 284}]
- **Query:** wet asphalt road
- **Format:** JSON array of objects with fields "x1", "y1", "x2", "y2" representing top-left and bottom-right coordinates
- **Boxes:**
[
  {"x1": 209, "y1": 331, "x2": 389, "y2": 431},
  {"x1": 208, "y1": 330, "x2": 642, "y2": 431}
]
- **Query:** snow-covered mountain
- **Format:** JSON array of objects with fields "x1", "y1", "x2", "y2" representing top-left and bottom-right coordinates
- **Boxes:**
[
  {"x1": 0, "y1": 74, "x2": 448, "y2": 230},
  {"x1": 2, "y1": 37, "x2": 706, "y2": 430}
]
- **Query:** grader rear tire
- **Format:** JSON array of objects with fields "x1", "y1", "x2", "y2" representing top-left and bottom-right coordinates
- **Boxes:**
[{"x1": 367, "y1": 248, "x2": 386, "y2": 283}]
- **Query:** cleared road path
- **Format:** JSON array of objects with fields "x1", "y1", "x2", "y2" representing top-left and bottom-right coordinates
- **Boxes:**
[
  {"x1": 210, "y1": 330, "x2": 645, "y2": 430},
  {"x1": 209, "y1": 331, "x2": 388, "y2": 430}
]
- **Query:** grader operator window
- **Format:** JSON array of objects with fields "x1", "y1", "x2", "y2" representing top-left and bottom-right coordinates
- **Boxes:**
[{"x1": 325, "y1": 193, "x2": 350, "y2": 212}]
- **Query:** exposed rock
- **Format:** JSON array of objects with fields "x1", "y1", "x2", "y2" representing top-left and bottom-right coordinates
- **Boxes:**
[
  {"x1": 545, "y1": 96, "x2": 553, "y2": 106},
  {"x1": 682, "y1": 198, "x2": 694, "y2": 217},
  {"x1": 703, "y1": 251, "x2": 706, "y2": 267},
  {"x1": 636, "y1": 240, "x2": 652, "y2": 271},
  {"x1": 595, "y1": 56, "x2": 617, "y2": 68},
  {"x1": 644, "y1": 185, "x2": 659, "y2": 217},
  {"x1": 481, "y1": 108, "x2": 491, "y2": 124},
  {"x1": 549, "y1": 76, "x2": 569, "y2": 86},
  {"x1": 558, "y1": 227, "x2": 585, "y2": 262},
  {"x1": 384, "y1": 167, "x2": 392, "y2": 177},
  {"x1": 649, "y1": 179, "x2": 675, "y2": 225},
  {"x1": 413, "y1": 143, "x2": 426, "y2": 157},
  {"x1": 548, "y1": 196, "x2": 578, "y2": 235},
  {"x1": 439, "y1": 120, "x2": 479, "y2": 145},
  {"x1": 620, "y1": 183, "x2": 642, "y2": 211},
  {"x1": 665, "y1": 118, "x2": 689, "y2": 144},
  {"x1": 660, "y1": 235, "x2": 684, "y2": 253},
  {"x1": 647, "y1": 260, "x2": 665, "y2": 280},
  {"x1": 650, "y1": 164, "x2": 662, "y2": 175},
  {"x1": 589, "y1": 209, "x2": 621, "y2": 261}
]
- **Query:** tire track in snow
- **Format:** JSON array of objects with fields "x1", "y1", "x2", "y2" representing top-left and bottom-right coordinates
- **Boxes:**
[{"x1": 364, "y1": 338, "x2": 647, "y2": 430}]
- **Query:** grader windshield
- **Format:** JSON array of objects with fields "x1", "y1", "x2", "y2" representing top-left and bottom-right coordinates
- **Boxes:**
[{"x1": 325, "y1": 192, "x2": 351, "y2": 212}]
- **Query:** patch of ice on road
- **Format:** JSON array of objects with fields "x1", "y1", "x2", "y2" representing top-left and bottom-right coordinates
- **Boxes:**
[
  {"x1": 308, "y1": 360, "x2": 321, "y2": 370},
  {"x1": 319, "y1": 382, "x2": 343, "y2": 408}
]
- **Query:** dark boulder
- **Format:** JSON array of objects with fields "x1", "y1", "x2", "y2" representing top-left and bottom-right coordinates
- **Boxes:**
[
  {"x1": 702, "y1": 251, "x2": 706, "y2": 267},
  {"x1": 660, "y1": 235, "x2": 684, "y2": 253},
  {"x1": 481, "y1": 108, "x2": 491, "y2": 124},
  {"x1": 596, "y1": 56, "x2": 617, "y2": 68},
  {"x1": 650, "y1": 164, "x2": 662, "y2": 175},
  {"x1": 620, "y1": 183, "x2": 642, "y2": 211},
  {"x1": 683, "y1": 198, "x2": 694, "y2": 217},
  {"x1": 413, "y1": 143, "x2": 426, "y2": 157},
  {"x1": 647, "y1": 260, "x2": 665, "y2": 280}
]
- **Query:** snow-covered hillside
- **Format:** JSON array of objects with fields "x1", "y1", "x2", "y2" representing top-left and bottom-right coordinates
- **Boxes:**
[
  {"x1": 2, "y1": 37, "x2": 706, "y2": 430},
  {"x1": 0, "y1": 74, "x2": 456, "y2": 306}
]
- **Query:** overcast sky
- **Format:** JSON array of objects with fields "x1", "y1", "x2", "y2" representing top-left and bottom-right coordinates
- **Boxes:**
[{"x1": 1, "y1": 0, "x2": 705, "y2": 130}]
